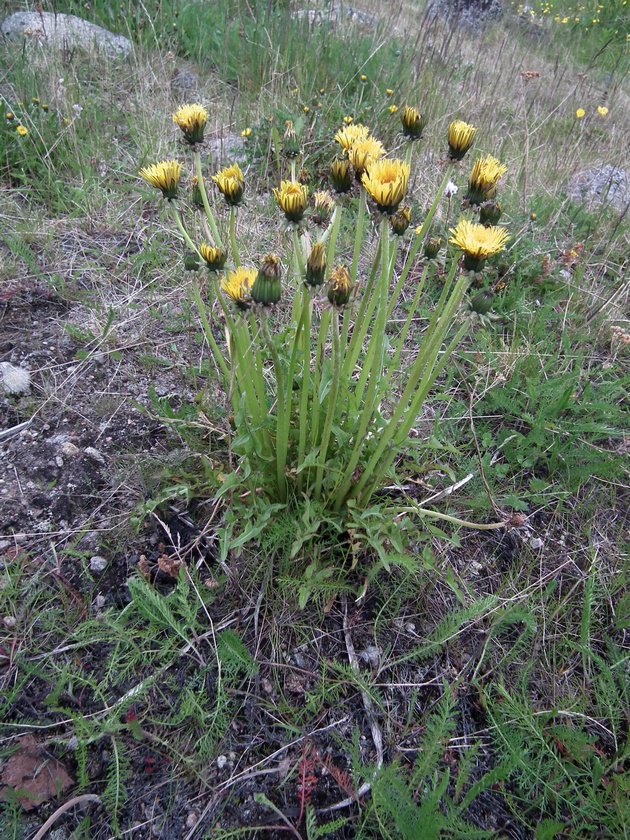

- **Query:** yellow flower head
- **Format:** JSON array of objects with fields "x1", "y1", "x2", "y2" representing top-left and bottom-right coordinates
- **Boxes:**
[
  {"x1": 199, "y1": 243, "x2": 227, "y2": 271},
  {"x1": 465, "y1": 154, "x2": 508, "y2": 205},
  {"x1": 273, "y1": 180, "x2": 308, "y2": 223},
  {"x1": 16, "y1": 124, "x2": 28, "y2": 137},
  {"x1": 139, "y1": 160, "x2": 182, "y2": 199},
  {"x1": 241, "y1": 127, "x2": 252, "y2": 137},
  {"x1": 597, "y1": 106, "x2": 608, "y2": 116},
  {"x1": 576, "y1": 108, "x2": 585, "y2": 119},
  {"x1": 449, "y1": 218, "x2": 509, "y2": 271},
  {"x1": 213, "y1": 162, "x2": 245, "y2": 206},
  {"x1": 447, "y1": 120, "x2": 477, "y2": 161},
  {"x1": 401, "y1": 106, "x2": 427, "y2": 140},
  {"x1": 389, "y1": 105, "x2": 398, "y2": 114},
  {"x1": 172, "y1": 103, "x2": 208, "y2": 145},
  {"x1": 386, "y1": 88, "x2": 394, "y2": 96},
  {"x1": 347, "y1": 135, "x2": 386, "y2": 175},
  {"x1": 361, "y1": 158, "x2": 410, "y2": 213},
  {"x1": 221, "y1": 267, "x2": 256, "y2": 311},
  {"x1": 330, "y1": 156, "x2": 353, "y2": 193},
  {"x1": 343, "y1": 115, "x2": 354, "y2": 124},
  {"x1": 334, "y1": 123, "x2": 369, "y2": 152},
  {"x1": 6, "y1": 112, "x2": 14, "y2": 120},
  {"x1": 328, "y1": 264, "x2": 354, "y2": 308}
]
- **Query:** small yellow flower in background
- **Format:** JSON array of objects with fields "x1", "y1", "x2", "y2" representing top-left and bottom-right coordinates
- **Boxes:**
[
  {"x1": 597, "y1": 106, "x2": 608, "y2": 116},
  {"x1": 32, "y1": 97, "x2": 39, "y2": 105},
  {"x1": 449, "y1": 218, "x2": 509, "y2": 271},
  {"x1": 292, "y1": 87, "x2": 299, "y2": 95},
  {"x1": 221, "y1": 266, "x2": 256, "y2": 311},
  {"x1": 401, "y1": 106, "x2": 427, "y2": 140},
  {"x1": 241, "y1": 127, "x2": 252, "y2": 137},
  {"x1": 5, "y1": 112, "x2": 14, "y2": 120},
  {"x1": 576, "y1": 108, "x2": 585, "y2": 118},
  {"x1": 213, "y1": 162, "x2": 245, "y2": 206},
  {"x1": 360, "y1": 74, "x2": 368, "y2": 82},
  {"x1": 347, "y1": 136, "x2": 386, "y2": 175},
  {"x1": 343, "y1": 115, "x2": 354, "y2": 124},
  {"x1": 303, "y1": 106, "x2": 310, "y2": 114},
  {"x1": 389, "y1": 105, "x2": 398, "y2": 114},
  {"x1": 16, "y1": 124, "x2": 28, "y2": 136},
  {"x1": 334, "y1": 123, "x2": 369, "y2": 152},
  {"x1": 465, "y1": 155, "x2": 508, "y2": 205},
  {"x1": 273, "y1": 180, "x2": 309, "y2": 222},
  {"x1": 447, "y1": 120, "x2": 477, "y2": 160},
  {"x1": 362, "y1": 158, "x2": 410, "y2": 214},
  {"x1": 139, "y1": 160, "x2": 182, "y2": 199},
  {"x1": 386, "y1": 88, "x2": 394, "y2": 96},
  {"x1": 199, "y1": 243, "x2": 227, "y2": 272},
  {"x1": 172, "y1": 103, "x2": 208, "y2": 145},
  {"x1": 327, "y1": 265, "x2": 353, "y2": 307},
  {"x1": 319, "y1": 88, "x2": 325, "y2": 95}
]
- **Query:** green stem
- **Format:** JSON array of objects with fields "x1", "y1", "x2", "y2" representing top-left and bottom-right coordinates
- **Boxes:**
[
  {"x1": 260, "y1": 312, "x2": 288, "y2": 504},
  {"x1": 351, "y1": 187, "x2": 367, "y2": 286},
  {"x1": 387, "y1": 164, "x2": 453, "y2": 319},
  {"x1": 314, "y1": 309, "x2": 341, "y2": 501},
  {"x1": 296, "y1": 291, "x2": 312, "y2": 495},
  {"x1": 190, "y1": 279, "x2": 230, "y2": 385},
  {"x1": 171, "y1": 203, "x2": 201, "y2": 256},
  {"x1": 399, "y1": 505, "x2": 505, "y2": 530},
  {"x1": 341, "y1": 237, "x2": 382, "y2": 378},
  {"x1": 333, "y1": 218, "x2": 390, "y2": 511},
  {"x1": 194, "y1": 150, "x2": 223, "y2": 249},
  {"x1": 387, "y1": 262, "x2": 430, "y2": 379},
  {"x1": 229, "y1": 206, "x2": 240, "y2": 266}
]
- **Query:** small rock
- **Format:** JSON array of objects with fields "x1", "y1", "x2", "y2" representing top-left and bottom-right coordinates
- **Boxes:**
[
  {"x1": 90, "y1": 555, "x2": 108, "y2": 572},
  {"x1": 61, "y1": 441, "x2": 81, "y2": 457},
  {"x1": 185, "y1": 812, "x2": 198, "y2": 830},
  {"x1": 3, "y1": 616, "x2": 16, "y2": 629},
  {"x1": 94, "y1": 594, "x2": 106, "y2": 608},
  {"x1": 216, "y1": 755, "x2": 227, "y2": 769},
  {"x1": 530, "y1": 537, "x2": 544, "y2": 550},
  {"x1": 84, "y1": 446, "x2": 105, "y2": 465}
]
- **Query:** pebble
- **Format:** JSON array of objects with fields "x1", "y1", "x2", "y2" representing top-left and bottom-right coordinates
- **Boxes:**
[
  {"x1": 84, "y1": 446, "x2": 105, "y2": 464},
  {"x1": 216, "y1": 755, "x2": 227, "y2": 769},
  {"x1": 90, "y1": 555, "x2": 108, "y2": 572},
  {"x1": 530, "y1": 537, "x2": 544, "y2": 550},
  {"x1": 61, "y1": 441, "x2": 81, "y2": 457},
  {"x1": 3, "y1": 616, "x2": 16, "y2": 629}
]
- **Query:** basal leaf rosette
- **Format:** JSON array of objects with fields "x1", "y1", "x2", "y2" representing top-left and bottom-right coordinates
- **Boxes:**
[
  {"x1": 362, "y1": 158, "x2": 410, "y2": 214},
  {"x1": 449, "y1": 219, "x2": 509, "y2": 272},
  {"x1": 213, "y1": 162, "x2": 245, "y2": 206},
  {"x1": 273, "y1": 180, "x2": 309, "y2": 223},
  {"x1": 139, "y1": 160, "x2": 182, "y2": 200},
  {"x1": 221, "y1": 266, "x2": 256, "y2": 311},
  {"x1": 465, "y1": 155, "x2": 508, "y2": 205},
  {"x1": 172, "y1": 103, "x2": 208, "y2": 145}
]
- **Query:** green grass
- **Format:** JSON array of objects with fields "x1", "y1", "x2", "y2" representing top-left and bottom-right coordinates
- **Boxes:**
[{"x1": 1, "y1": 0, "x2": 629, "y2": 836}]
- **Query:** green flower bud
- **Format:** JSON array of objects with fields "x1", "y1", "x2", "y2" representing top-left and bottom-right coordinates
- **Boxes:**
[{"x1": 251, "y1": 254, "x2": 282, "y2": 305}]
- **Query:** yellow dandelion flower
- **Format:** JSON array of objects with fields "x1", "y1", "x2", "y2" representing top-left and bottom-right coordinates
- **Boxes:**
[
  {"x1": 330, "y1": 157, "x2": 353, "y2": 193},
  {"x1": 386, "y1": 88, "x2": 394, "y2": 96},
  {"x1": 328, "y1": 265, "x2": 353, "y2": 308},
  {"x1": 389, "y1": 105, "x2": 398, "y2": 114},
  {"x1": 16, "y1": 124, "x2": 28, "y2": 137},
  {"x1": 221, "y1": 267, "x2": 256, "y2": 311},
  {"x1": 347, "y1": 135, "x2": 386, "y2": 175},
  {"x1": 199, "y1": 243, "x2": 227, "y2": 271},
  {"x1": 139, "y1": 160, "x2": 182, "y2": 199},
  {"x1": 361, "y1": 158, "x2": 410, "y2": 213},
  {"x1": 449, "y1": 218, "x2": 509, "y2": 271},
  {"x1": 597, "y1": 106, "x2": 608, "y2": 116},
  {"x1": 465, "y1": 155, "x2": 508, "y2": 205},
  {"x1": 447, "y1": 120, "x2": 477, "y2": 160},
  {"x1": 576, "y1": 108, "x2": 585, "y2": 118},
  {"x1": 343, "y1": 115, "x2": 354, "y2": 124},
  {"x1": 172, "y1": 103, "x2": 208, "y2": 145},
  {"x1": 5, "y1": 112, "x2": 14, "y2": 120},
  {"x1": 360, "y1": 74, "x2": 368, "y2": 82},
  {"x1": 334, "y1": 123, "x2": 369, "y2": 151},
  {"x1": 303, "y1": 106, "x2": 310, "y2": 114},
  {"x1": 273, "y1": 180, "x2": 308, "y2": 222},
  {"x1": 401, "y1": 106, "x2": 427, "y2": 140},
  {"x1": 213, "y1": 162, "x2": 245, "y2": 206},
  {"x1": 241, "y1": 127, "x2": 252, "y2": 137}
]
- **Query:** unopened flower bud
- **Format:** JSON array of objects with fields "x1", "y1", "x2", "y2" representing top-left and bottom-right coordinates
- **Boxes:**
[
  {"x1": 390, "y1": 206, "x2": 411, "y2": 236},
  {"x1": 327, "y1": 265, "x2": 353, "y2": 308},
  {"x1": 184, "y1": 251, "x2": 200, "y2": 271},
  {"x1": 305, "y1": 243, "x2": 327, "y2": 287},
  {"x1": 400, "y1": 106, "x2": 427, "y2": 140},
  {"x1": 283, "y1": 121, "x2": 301, "y2": 158},
  {"x1": 330, "y1": 157, "x2": 353, "y2": 193},
  {"x1": 479, "y1": 200, "x2": 503, "y2": 226},
  {"x1": 423, "y1": 236, "x2": 442, "y2": 260},
  {"x1": 200, "y1": 243, "x2": 227, "y2": 272},
  {"x1": 470, "y1": 289, "x2": 495, "y2": 315},
  {"x1": 251, "y1": 254, "x2": 282, "y2": 305}
]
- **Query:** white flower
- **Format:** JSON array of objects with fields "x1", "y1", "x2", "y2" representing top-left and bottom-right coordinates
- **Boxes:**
[
  {"x1": 1, "y1": 362, "x2": 31, "y2": 394},
  {"x1": 444, "y1": 180, "x2": 459, "y2": 198}
]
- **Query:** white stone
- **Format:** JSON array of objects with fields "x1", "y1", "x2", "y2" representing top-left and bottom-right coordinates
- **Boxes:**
[
  {"x1": 1, "y1": 12, "x2": 132, "y2": 58},
  {"x1": 90, "y1": 555, "x2": 108, "y2": 572}
]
